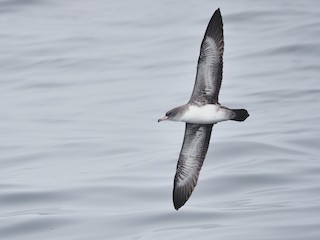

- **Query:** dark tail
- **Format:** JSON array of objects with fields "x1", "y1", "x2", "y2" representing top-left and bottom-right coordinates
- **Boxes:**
[{"x1": 231, "y1": 109, "x2": 249, "y2": 122}]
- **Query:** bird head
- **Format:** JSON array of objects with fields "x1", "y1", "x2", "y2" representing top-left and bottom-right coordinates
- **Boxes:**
[{"x1": 158, "y1": 107, "x2": 182, "y2": 122}]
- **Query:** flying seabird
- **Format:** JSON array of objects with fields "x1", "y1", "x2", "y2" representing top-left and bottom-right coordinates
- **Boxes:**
[{"x1": 158, "y1": 8, "x2": 249, "y2": 210}]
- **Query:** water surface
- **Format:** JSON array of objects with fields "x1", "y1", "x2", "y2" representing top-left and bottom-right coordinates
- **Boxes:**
[{"x1": 1, "y1": 0, "x2": 320, "y2": 239}]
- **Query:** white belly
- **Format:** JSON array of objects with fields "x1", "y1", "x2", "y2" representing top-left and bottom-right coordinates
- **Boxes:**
[{"x1": 180, "y1": 104, "x2": 231, "y2": 124}]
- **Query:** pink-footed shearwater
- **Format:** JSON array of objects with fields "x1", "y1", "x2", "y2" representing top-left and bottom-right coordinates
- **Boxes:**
[{"x1": 158, "y1": 8, "x2": 249, "y2": 210}]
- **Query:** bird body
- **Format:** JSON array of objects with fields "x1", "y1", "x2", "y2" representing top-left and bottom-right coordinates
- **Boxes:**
[
  {"x1": 158, "y1": 8, "x2": 249, "y2": 210},
  {"x1": 173, "y1": 104, "x2": 234, "y2": 124}
]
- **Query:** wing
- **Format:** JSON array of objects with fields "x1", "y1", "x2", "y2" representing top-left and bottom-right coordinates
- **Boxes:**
[
  {"x1": 189, "y1": 8, "x2": 224, "y2": 105},
  {"x1": 173, "y1": 123, "x2": 213, "y2": 210}
]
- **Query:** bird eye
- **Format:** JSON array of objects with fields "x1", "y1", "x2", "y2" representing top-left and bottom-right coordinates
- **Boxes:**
[{"x1": 166, "y1": 111, "x2": 172, "y2": 116}]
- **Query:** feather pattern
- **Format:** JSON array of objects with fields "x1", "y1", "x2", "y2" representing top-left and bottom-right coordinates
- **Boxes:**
[
  {"x1": 189, "y1": 8, "x2": 224, "y2": 105},
  {"x1": 172, "y1": 9, "x2": 223, "y2": 210},
  {"x1": 173, "y1": 123, "x2": 213, "y2": 210}
]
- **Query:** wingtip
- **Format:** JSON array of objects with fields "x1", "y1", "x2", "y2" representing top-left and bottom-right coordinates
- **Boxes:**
[
  {"x1": 173, "y1": 187, "x2": 187, "y2": 210},
  {"x1": 173, "y1": 201, "x2": 183, "y2": 211},
  {"x1": 215, "y1": 8, "x2": 222, "y2": 21},
  {"x1": 204, "y1": 7, "x2": 223, "y2": 40},
  {"x1": 173, "y1": 195, "x2": 183, "y2": 210}
]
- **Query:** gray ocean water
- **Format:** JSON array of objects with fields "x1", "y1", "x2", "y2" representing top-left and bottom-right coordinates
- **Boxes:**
[{"x1": 1, "y1": 0, "x2": 320, "y2": 239}]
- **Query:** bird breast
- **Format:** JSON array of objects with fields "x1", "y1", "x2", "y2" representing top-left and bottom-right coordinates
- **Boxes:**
[{"x1": 180, "y1": 104, "x2": 231, "y2": 124}]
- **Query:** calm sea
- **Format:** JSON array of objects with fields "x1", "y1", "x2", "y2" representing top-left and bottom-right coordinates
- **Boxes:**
[{"x1": 1, "y1": 0, "x2": 320, "y2": 239}]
